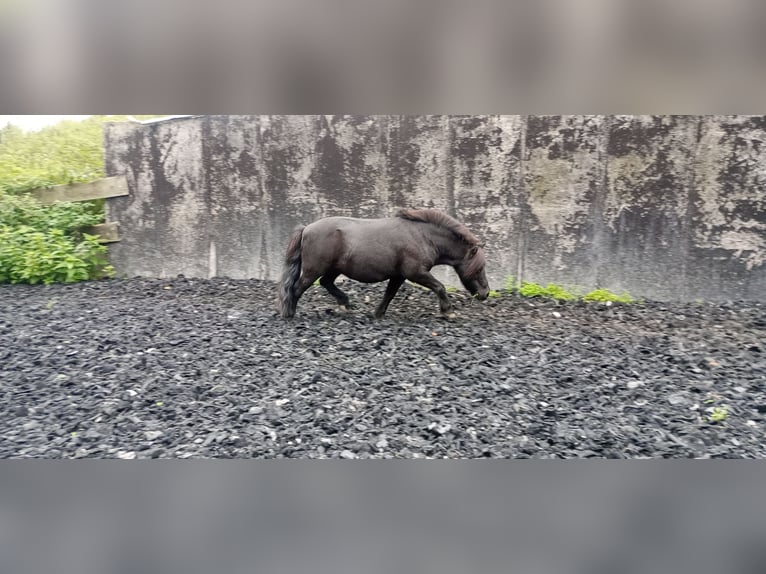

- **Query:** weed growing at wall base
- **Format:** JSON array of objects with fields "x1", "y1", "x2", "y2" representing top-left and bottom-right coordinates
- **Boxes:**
[
  {"x1": 501, "y1": 275, "x2": 635, "y2": 304},
  {"x1": 582, "y1": 288, "x2": 635, "y2": 304},
  {"x1": 518, "y1": 281, "x2": 578, "y2": 301}
]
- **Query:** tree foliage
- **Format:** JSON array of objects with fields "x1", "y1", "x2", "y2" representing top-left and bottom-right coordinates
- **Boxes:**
[
  {"x1": 0, "y1": 115, "x2": 163, "y2": 194},
  {"x1": 0, "y1": 115, "x2": 164, "y2": 284}
]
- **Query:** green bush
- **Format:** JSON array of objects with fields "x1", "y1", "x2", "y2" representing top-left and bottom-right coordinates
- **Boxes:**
[
  {"x1": 0, "y1": 226, "x2": 112, "y2": 284},
  {"x1": 0, "y1": 193, "x2": 113, "y2": 285},
  {"x1": 0, "y1": 191, "x2": 102, "y2": 233}
]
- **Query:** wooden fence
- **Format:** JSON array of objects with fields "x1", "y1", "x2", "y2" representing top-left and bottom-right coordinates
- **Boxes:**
[{"x1": 28, "y1": 175, "x2": 128, "y2": 243}]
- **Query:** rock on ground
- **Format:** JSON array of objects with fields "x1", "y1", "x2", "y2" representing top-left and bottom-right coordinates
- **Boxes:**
[{"x1": 1, "y1": 277, "x2": 764, "y2": 458}]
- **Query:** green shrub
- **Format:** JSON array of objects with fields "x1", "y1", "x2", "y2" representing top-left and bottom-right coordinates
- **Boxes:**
[
  {"x1": 0, "y1": 192, "x2": 102, "y2": 233},
  {"x1": 0, "y1": 192, "x2": 113, "y2": 284},
  {"x1": 503, "y1": 275, "x2": 517, "y2": 292},
  {"x1": 0, "y1": 225, "x2": 112, "y2": 284}
]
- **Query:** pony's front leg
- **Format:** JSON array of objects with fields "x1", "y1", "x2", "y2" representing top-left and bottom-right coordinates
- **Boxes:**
[{"x1": 407, "y1": 271, "x2": 456, "y2": 319}]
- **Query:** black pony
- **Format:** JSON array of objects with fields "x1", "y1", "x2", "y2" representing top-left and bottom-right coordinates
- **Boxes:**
[{"x1": 277, "y1": 208, "x2": 490, "y2": 319}]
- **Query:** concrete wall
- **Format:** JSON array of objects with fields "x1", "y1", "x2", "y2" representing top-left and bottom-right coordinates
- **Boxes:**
[{"x1": 104, "y1": 115, "x2": 766, "y2": 301}]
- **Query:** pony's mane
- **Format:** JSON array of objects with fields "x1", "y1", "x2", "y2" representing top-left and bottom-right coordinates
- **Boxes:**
[
  {"x1": 395, "y1": 208, "x2": 480, "y2": 245},
  {"x1": 396, "y1": 208, "x2": 486, "y2": 277}
]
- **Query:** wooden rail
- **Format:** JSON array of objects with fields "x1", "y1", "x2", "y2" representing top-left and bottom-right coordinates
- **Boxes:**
[
  {"x1": 30, "y1": 175, "x2": 129, "y2": 204},
  {"x1": 28, "y1": 176, "x2": 127, "y2": 243}
]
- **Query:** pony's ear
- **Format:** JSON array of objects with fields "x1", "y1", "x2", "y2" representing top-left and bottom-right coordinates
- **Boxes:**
[{"x1": 468, "y1": 244, "x2": 480, "y2": 257}]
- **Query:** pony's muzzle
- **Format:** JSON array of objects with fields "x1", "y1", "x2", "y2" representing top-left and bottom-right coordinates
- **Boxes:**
[{"x1": 473, "y1": 289, "x2": 489, "y2": 301}]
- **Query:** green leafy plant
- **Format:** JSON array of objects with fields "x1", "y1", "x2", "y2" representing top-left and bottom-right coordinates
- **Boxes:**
[
  {"x1": 709, "y1": 406, "x2": 729, "y2": 423},
  {"x1": 582, "y1": 288, "x2": 634, "y2": 303},
  {"x1": 487, "y1": 289, "x2": 502, "y2": 298},
  {"x1": 508, "y1": 276, "x2": 635, "y2": 304},
  {"x1": 518, "y1": 282, "x2": 546, "y2": 298},
  {"x1": 518, "y1": 281, "x2": 577, "y2": 301},
  {"x1": 0, "y1": 191, "x2": 102, "y2": 232},
  {"x1": 0, "y1": 191, "x2": 113, "y2": 285},
  {"x1": 0, "y1": 224, "x2": 113, "y2": 284}
]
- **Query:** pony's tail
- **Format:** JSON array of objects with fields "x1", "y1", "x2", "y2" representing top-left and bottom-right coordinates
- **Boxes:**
[{"x1": 277, "y1": 226, "x2": 305, "y2": 318}]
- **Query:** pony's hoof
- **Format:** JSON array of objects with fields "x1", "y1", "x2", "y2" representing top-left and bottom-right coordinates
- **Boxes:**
[
  {"x1": 442, "y1": 312, "x2": 457, "y2": 320},
  {"x1": 338, "y1": 305, "x2": 349, "y2": 313}
]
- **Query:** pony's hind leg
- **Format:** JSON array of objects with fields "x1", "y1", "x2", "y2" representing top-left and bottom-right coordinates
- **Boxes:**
[
  {"x1": 319, "y1": 271, "x2": 351, "y2": 311},
  {"x1": 283, "y1": 271, "x2": 320, "y2": 317}
]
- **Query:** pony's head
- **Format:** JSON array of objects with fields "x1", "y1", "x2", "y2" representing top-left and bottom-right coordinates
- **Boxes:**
[{"x1": 456, "y1": 243, "x2": 489, "y2": 300}]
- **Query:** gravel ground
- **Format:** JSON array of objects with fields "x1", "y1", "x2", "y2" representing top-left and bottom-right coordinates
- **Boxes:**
[{"x1": 1, "y1": 276, "x2": 765, "y2": 458}]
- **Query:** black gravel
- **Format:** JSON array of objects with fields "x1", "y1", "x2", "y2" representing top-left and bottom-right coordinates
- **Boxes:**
[{"x1": 1, "y1": 276, "x2": 765, "y2": 458}]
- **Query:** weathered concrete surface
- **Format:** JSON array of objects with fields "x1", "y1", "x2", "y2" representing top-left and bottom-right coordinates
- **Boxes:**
[
  {"x1": 521, "y1": 115, "x2": 605, "y2": 292},
  {"x1": 600, "y1": 115, "x2": 699, "y2": 300},
  {"x1": 104, "y1": 115, "x2": 766, "y2": 301}
]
